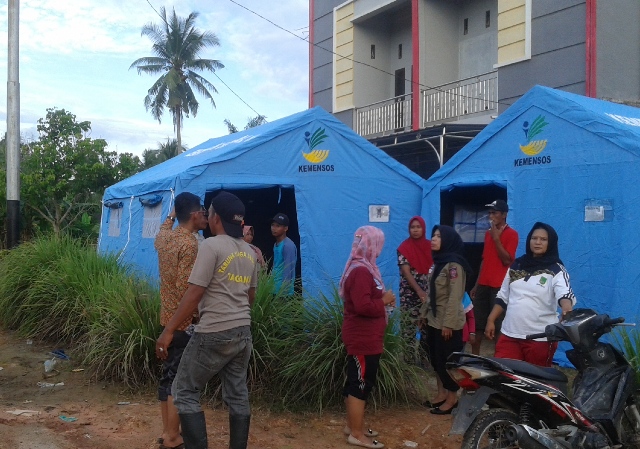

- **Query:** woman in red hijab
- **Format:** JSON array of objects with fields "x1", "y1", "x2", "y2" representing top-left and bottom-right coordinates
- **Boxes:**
[{"x1": 397, "y1": 216, "x2": 434, "y2": 353}]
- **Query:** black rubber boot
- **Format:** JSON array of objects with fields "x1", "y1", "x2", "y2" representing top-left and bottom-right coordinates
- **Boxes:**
[
  {"x1": 229, "y1": 414, "x2": 251, "y2": 449},
  {"x1": 179, "y1": 411, "x2": 208, "y2": 449}
]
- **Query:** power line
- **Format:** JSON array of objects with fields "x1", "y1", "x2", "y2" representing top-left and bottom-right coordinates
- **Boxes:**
[
  {"x1": 141, "y1": 0, "x2": 267, "y2": 120},
  {"x1": 212, "y1": 73, "x2": 266, "y2": 120},
  {"x1": 227, "y1": 0, "x2": 511, "y2": 107}
]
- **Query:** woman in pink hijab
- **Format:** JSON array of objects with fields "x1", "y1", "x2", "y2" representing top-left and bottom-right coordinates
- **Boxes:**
[
  {"x1": 243, "y1": 225, "x2": 265, "y2": 266},
  {"x1": 339, "y1": 226, "x2": 395, "y2": 449}
]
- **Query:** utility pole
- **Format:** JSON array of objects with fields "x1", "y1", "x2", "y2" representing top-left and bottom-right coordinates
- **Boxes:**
[{"x1": 6, "y1": 0, "x2": 20, "y2": 248}]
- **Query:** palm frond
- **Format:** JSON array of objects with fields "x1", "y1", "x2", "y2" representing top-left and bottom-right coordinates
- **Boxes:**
[{"x1": 132, "y1": 6, "x2": 222, "y2": 136}]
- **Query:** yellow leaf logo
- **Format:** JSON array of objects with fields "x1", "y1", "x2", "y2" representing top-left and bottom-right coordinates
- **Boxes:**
[
  {"x1": 520, "y1": 116, "x2": 549, "y2": 155},
  {"x1": 302, "y1": 128, "x2": 330, "y2": 163}
]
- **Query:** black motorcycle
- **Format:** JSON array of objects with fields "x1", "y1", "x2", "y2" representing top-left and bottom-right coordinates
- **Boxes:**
[{"x1": 445, "y1": 308, "x2": 640, "y2": 449}]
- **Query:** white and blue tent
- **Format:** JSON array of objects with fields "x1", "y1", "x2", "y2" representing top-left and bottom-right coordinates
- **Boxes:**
[
  {"x1": 99, "y1": 107, "x2": 427, "y2": 297},
  {"x1": 422, "y1": 85, "x2": 640, "y2": 327}
]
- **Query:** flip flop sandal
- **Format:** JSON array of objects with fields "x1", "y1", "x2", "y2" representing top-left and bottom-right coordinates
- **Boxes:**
[
  {"x1": 347, "y1": 434, "x2": 385, "y2": 448},
  {"x1": 343, "y1": 426, "x2": 379, "y2": 437}
]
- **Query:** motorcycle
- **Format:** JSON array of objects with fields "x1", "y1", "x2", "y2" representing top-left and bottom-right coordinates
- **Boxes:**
[{"x1": 445, "y1": 308, "x2": 640, "y2": 449}]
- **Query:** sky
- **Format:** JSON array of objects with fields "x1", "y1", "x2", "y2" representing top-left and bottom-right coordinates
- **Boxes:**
[{"x1": 0, "y1": 0, "x2": 309, "y2": 157}]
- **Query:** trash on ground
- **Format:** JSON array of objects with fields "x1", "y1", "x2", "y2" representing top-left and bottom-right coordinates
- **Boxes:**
[
  {"x1": 84, "y1": 434, "x2": 91, "y2": 439},
  {"x1": 26, "y1": 339, "x2": 33, "y2": 345},
  {"x1": 6, "y1": 409, "x2": 40, "y2": 417},
  {"x1": 117, "y1": 401, "x2": 130, "y2": 405},
  {"x1": 37, "y1": 381, "x2": 64, "y2": 388},
  {"x1": 72, "y1": 368, "x2": 84, "y2": 372},
  {"x1": 0, "y1": 367, "x2": 3, "y2": 371},
  {"x1": 404, "y1": 441, "x2": 418, "y2": 448},
  {"x1": 23, "y1": 400, "x2": 33, "y2": 404},
  {"x1": 51, "y1": 349, "x2": 70, "y2": 360},
  {"x1": 421, "y1": 424, "x2": 431, "y2": 435},
  {"x1": 44, "y1": 358, "x2": 57, "y2": 373},
  {"x1": 59, "y1": 415, "x2": 78, "y2": 422}
]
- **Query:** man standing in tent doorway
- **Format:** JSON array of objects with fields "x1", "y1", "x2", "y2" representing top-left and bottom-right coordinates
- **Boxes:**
[
  {"x1": 271, "y1": 213, "x2": 298, "y2": 296},
  {"x1": 154, "y1": 192, "x2": 208, "y2": 449},
  {"x1": 470, "y1": 199, "x2": 518, "y2": 356}
]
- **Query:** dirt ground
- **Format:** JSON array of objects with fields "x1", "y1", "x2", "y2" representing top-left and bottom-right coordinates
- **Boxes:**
[{"x1": 0, "y1": 329, "x2": 464, "y2": 449}]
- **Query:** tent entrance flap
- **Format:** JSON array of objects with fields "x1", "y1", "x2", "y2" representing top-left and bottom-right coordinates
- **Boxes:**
[
  {"x1": 440, "y1": 184, "x2": 507, "y2": 287},
  {"x1": 204, "y1": 187, "x2": 300, "y2": 277}
]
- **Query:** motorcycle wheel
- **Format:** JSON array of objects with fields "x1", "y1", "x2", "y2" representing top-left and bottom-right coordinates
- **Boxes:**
[{"x1": 461, "y1": 408, "x2": 520, "y2": 449}]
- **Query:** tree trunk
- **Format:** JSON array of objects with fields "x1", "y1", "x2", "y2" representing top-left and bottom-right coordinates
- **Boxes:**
[{"x1": 176, "y1": 111, "x2": 182, "y2": 154}]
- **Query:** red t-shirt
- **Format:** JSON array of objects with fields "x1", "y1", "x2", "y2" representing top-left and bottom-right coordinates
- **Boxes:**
[
  {"x1": 477, "y1": 225, "x2": 519, "y2": 288},
  {"x1": 341, "y1": 266, "x2": 387, "y2": 355}
]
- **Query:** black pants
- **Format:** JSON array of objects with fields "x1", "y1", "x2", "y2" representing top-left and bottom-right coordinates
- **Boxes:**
[{"x1": 427, "y1": 325, "x2": 463, "y2": 392}]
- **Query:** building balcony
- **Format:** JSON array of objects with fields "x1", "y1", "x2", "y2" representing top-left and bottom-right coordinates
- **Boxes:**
[
  {"x1": 355, "y1": 71, "x2": 498, "y2": 138},
  {"x1": 355, "y1": 94, "x2": 413, "y2": 139}
]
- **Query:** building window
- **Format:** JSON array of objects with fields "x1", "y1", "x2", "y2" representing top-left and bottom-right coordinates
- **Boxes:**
[
  {"x1": 463, "y1": 18, "x2": 468, "y2": 35},
  {"x1": 486, "y1": 10, "x2": 490, "y2": 28},
  {"x1": 371, "y1": 44, "x2": 375, "y2": 59},
  {"x1": 398, "y1": 44, "x2": 402, "y2": 59}
]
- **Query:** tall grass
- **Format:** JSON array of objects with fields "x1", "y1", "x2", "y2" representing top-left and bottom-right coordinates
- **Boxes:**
[
  {"x1": 0, "y1": 235, "x2": 427, "y2": 407},
  {"x1": 0, "y1": 235, "x2": 161, "y2": 388},
  {"x1": 614, "y1": 326, "x2": 640, "y2": 385},
  {"x1": 248, "y1": 285, "x2": 427, "y2": 411}
]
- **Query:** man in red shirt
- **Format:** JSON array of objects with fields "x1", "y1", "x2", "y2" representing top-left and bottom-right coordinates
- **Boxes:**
[{"x1": 470, "y1": 200, "x2": 518, "y2": 356}]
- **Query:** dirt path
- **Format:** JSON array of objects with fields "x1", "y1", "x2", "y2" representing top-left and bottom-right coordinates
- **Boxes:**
[{"x1": 0, "y1": 330, "x2": 463, "y2": 449}]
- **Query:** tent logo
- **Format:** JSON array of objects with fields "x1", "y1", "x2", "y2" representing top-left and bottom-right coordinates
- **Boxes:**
[
  {"x1": 519, "y1": 115, "x2": 548, "y2": 155},
  {"x1": 302, "y1": 128, "x2": 330, "y2": 163},
  {"x1": 299, "y1": 128, "x2": 335, "y2": 173},
  {"x1": 514, "y1": 115, "x2": 552, "y2": 167}
]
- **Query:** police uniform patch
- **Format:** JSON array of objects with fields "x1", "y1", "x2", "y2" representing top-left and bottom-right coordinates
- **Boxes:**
[{"x1": 449, "y1": 266, "x2": 458, "y2": 279}]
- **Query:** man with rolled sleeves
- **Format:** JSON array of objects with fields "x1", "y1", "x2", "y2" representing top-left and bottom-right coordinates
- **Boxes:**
[{"x1": 469, "y1": 200, "x2": 518, "y2": 356}]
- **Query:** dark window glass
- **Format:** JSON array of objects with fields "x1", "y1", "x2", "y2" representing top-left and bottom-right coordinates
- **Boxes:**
[
  {"x1": 371, "y1": 44, "x2": 375, "y2": 59},
  {"x1": 486, "y1": 10, "x2": 490, "y2": 28},
  {"x1": 464, "y1": 18, "x2": 468, "y2": 35},
  {"x1": 398, "y1": 43, "x2": 402, "y2": 59}
]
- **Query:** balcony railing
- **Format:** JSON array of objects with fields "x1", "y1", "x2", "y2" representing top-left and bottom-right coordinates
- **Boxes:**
[
  {"x1": 355, "y1": 94, "x2": 412, "y2": 138},
  {"x1": 421, "y1": 71, "x2": 498, "y2": 127}
]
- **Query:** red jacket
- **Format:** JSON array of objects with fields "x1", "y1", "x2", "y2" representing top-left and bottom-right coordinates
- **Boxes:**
[{"x1": 341, "y1": 267, "x2": 387, "y2": 355}]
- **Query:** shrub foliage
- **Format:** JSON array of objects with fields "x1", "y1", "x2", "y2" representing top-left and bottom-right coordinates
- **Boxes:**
[{"x1": 0, "y1": 235, "x2": 427, "y2": 410}]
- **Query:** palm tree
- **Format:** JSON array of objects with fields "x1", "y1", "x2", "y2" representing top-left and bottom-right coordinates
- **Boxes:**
[
  {"x1": 142, "y1": 138, "x2": 184, "y2": 168},
  {"x1": 130, "y1": 7, "x2": 224, "y2": 153},
  {"x1": 224, "y1": 115, "x2": 268, "y2": 134}
]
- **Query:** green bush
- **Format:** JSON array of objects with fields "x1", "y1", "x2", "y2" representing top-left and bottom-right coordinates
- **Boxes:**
[
  {"x1": 0, "y1": 235, "x2": 161, "y2": 387},
  {"x1": 0, "y1": 235, "x2": 427, "y2": 407},
  {"x1": 248, "y1": 285, "x2": 427, "y2": 411}
]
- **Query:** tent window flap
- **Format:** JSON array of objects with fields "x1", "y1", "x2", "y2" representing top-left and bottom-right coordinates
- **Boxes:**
[{"x1": 142, "y1": 202, "x2": 163, "y2": 238}]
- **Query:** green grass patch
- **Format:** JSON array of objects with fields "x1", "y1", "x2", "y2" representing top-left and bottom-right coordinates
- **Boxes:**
[{"x1": 0, "y1": 235, "x2": 427, "y2": 408}]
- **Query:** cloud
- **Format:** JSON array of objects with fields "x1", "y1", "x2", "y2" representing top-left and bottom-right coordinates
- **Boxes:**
[{"x1": 0, "y1": 0, "x2": 309, "y2": 157}]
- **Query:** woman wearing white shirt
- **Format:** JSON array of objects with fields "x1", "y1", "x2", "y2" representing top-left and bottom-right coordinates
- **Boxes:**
[{"x1": 485, "y1": 222, "x2": 576, "y2": 366}]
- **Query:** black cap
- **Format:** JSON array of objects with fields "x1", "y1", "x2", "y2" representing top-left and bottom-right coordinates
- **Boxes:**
[
  {"x1": 210, "y1": 192, "x2": 245, "y2": 238},
  {"x1": 272, "y1": 213, "x2": 289, "y2": 226},
  {"x1": 485, "y1": 199, "x2": 509, "y2": 212}
]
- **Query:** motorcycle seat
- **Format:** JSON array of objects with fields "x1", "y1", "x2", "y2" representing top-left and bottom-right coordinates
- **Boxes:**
[{"x1": 488, "y1": 357, "x2": 568, "y2": 383}]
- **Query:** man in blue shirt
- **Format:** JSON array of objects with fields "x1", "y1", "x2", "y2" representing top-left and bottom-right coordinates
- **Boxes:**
[{"x1": 271, "y1": 213, "x2": 297, "y2": 296}]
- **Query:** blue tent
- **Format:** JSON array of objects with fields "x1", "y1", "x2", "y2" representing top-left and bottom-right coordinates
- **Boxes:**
[
  {"x1": 99, "y1": 107, "x2": 426, "y2": 297},
  {"x1": 422, "y1": 85, "x2": 640, "y2": 334}
]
